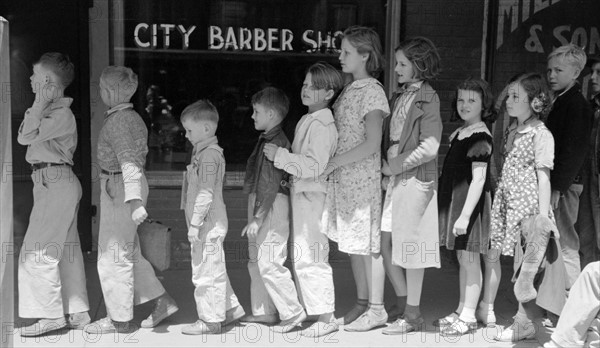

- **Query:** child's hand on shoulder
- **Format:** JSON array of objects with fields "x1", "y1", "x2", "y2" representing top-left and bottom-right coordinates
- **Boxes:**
[
  {"x1": 241, "y1": 217, "x2": 262, "y2": 239},
  {"x1": 188, "y1": 226, "x2": 200, "y2": 243},
  {"x1": 129, "y1": 199, "x2": 148, "y2": 225},
  {"x1": 263, "y1": 143, "x2": 279, "y2": 161}
]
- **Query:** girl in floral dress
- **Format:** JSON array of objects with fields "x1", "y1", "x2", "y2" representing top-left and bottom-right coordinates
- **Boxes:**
[
  {"x1": 321, "y1": 26, "x2": 390, "y2": 332},
  {"x1": 489, "y1": 73, "x2": 555, "y2": 342}
]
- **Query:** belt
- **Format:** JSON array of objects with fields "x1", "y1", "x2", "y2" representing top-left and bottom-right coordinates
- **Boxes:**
[
  {"x1": 101, "y1": 169, "x2": 122, "y2": 175},
  {"x1": 31, "y1": 162, "x2": 70, "y2": 171},
  {"x1": 572, "y1": 175, "x2": 582, "y2": 184},
  {"x1": 390, "y1": 140, "x2": 400, "y2": 145}
]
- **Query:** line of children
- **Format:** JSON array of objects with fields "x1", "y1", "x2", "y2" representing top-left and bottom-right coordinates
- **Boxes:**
[{"x1": 18, "y1": 41, "x2": 598, "y2": 345}]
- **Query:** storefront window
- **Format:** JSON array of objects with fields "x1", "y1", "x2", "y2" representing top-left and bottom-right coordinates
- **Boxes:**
[{"x1": 109, "y1": 0, "x2": 386, "y2": 171}]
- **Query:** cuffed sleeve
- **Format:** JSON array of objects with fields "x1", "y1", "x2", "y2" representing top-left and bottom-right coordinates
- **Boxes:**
[
  {"x1": 534, "y1": 128, "x2": 555, "y2": 170},
  {"x1": 388, "y1": 99, "x2": 442, "y2": 175}
]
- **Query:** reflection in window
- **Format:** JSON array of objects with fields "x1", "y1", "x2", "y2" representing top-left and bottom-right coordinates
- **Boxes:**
[{"x1": 109, "y1": 0, "x2": 386, "y2": 171}]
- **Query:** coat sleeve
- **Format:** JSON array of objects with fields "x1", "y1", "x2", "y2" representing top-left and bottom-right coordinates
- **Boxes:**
[
  {"x1": 387, "y1": 98, "x2": 442, "y2": 176},
  {"x1": 551, "y1": 98, "x2": 592, "y2": 192}
]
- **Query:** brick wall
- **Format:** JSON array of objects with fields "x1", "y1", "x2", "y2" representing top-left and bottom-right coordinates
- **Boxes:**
[{"x1": 403, "y1": 0, "x2": 487, "y2": 165}]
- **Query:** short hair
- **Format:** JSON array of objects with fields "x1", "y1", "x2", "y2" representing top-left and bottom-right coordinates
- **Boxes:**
[
  {"x1": 395, "y1": 37, "x2": 441, "y2": 81},
  {"x1": 180, "y1": 99, "x2": 219, "y2": 124},
  {"x1": 547, "y1": 44, "x2": 587, "y2": 70},
  {"x1": 508, "y1": 72, "x2": 552, "y2": 121},
  {"x1": 451, "y1": 78, "x2": 497, "y2": 123},
  {"x1": 36, "y1": 52, "x2": 75, "y2": 88},
  {"x1": 251, "y1": 87, "x2": 289, "y2": 119},
  {"x1": 342, "y1": 26, "x2": 384, "y2": 79},
  {"x1": 100, "y1": 66, "x2": 138, "y2": 101},
  {"x1": 306, "y1": 62, "x2": 344, "y2": 105}
]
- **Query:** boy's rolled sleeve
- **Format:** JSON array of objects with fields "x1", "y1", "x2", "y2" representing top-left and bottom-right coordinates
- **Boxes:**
[
  {"x1": 17, "y1": 107, "x2": 75, "y2": 145},
  {"x1": 190, "y1": 150, "x2": 222, "y2": 227},
  {"x1": 274, "y1": 123, "x2": 331, "y2": 180}
]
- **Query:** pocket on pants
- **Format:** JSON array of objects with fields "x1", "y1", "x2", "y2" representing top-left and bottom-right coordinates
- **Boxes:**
[{"x1": 102, "y1": 178, "x2": 116, "y2": 200}]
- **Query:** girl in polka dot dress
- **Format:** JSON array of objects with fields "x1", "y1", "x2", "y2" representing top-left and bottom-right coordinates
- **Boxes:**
[{"x1": 489, "y1": 73, "x2": 555, "y2": 342}]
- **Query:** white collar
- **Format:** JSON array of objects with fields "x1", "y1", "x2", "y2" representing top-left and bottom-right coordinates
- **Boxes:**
[
  {"x1": 105, "y1": 103, "x2": 134, "y2": 117},
  {"x1": 449, "y1": 121, "x2": 490, "y2": 142}
]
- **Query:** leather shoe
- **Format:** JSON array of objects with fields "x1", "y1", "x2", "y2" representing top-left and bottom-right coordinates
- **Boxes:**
[
  {"x1": 21, "y1": 317, "x2": 67, "y2": 337},
  {"x1": 494, "y1": 317, "x2": 536, "y2": 342},
  {"x1": 141, "y1": 293, "x2": 179, "y2": 328},
  {"x1": 433, "y1": 312, "x2": 458, "y2": 327},
  {"x1": 182, "y1": 320, "x2": 221, "y2": 335},
  {"x1": 382, "y1": 316, "x2": 424, "y2": 335},
  {"x1": 344, "y1": 309, "x2": 388, "y2": 332},
  {"x1": 84, "y1": 317, "x2": 130, "y2": 334},
  {"x1": 440, "y1": 318, "x2": 477, "y2": 336}
]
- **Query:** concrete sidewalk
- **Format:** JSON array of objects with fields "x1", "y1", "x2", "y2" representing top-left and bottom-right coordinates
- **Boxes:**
[{"x1": 12, "y1": 253, "x2": 552, "y2": 347}]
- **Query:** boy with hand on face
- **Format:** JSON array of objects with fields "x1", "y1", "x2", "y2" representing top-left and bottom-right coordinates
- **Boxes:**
[{"x1": 18, "y1": 52, "x2": 90, "y2": 337}]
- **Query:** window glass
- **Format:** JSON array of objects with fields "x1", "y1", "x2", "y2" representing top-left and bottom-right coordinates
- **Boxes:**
[{"x1": 109, "y1": 0, "x2": 386, "y2": 171}]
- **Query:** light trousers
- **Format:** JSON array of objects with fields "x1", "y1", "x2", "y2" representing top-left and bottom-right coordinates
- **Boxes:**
[
  {"x1": 290, "y1": 190, "x2": 335, "y2": 315},
  {"x1": 247, "y1": 193, "x2": 303, "y2": 320},
  {"x1": 97, "y1": 174, "x2": 164, "y2": 322},
  {"x1": 19, "y1": 166, "x2": 89, "y2": 318}
]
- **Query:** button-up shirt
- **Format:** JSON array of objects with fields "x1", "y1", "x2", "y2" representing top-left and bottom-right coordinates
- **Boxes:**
[
  {"x1": 274, "y1": 108, "x2": 337, "y2": 193},
  {"x1": 17, "y1": 97, "x2": 77, "y2": 165}
]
